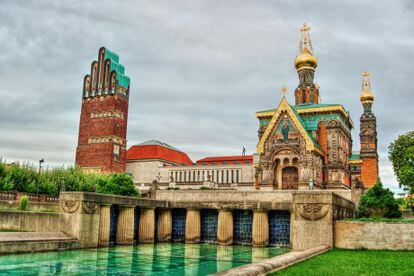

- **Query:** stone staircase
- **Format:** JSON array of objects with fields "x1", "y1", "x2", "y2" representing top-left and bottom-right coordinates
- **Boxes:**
[{"x1": 0, "y1": 232, "x2": 80, "y2": 254}]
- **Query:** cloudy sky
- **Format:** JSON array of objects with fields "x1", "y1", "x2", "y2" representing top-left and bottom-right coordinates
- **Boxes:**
[{"x1": 0, "y1": 1, "x2": 413, "y2": 193}]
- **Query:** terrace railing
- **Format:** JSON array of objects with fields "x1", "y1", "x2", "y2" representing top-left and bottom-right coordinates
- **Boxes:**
[{"x1": 0, "y1": 191, "x2": 59, "y2": 203}]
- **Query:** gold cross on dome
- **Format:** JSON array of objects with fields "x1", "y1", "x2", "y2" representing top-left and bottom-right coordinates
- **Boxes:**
[
  {"x1": 281, "y1": 85, "x2": 287, "y2": 97},
  {"x1": 362, "y1": 71, "x2": 370, "y2": 78},
  {"x1": 300, "y1": 23, "x2": 311, "y2": 33}
]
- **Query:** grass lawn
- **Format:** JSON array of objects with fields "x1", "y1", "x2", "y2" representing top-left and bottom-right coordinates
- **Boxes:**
[
  {"x1": 272, "y1": 248, "x2": 414, "y2": 275},
  {"x1": 342, "y1": 218, "x2": 414, "y2": 223}
]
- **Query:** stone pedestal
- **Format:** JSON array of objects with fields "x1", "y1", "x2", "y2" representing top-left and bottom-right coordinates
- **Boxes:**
[
  {"x1": 59, "y1": 193, "x2": 100, "y2": 248},
  {"x1": 139, "y1": 208, "x2": 155, "y2": 243},
  {"x1": 116, "y1": 205, "x2": 135, "y2": 245},
  {"x1": 291, "y1": 191, "x2": 355, "y2": 251},
  {"x1": 157, "y1": 209, "x2": 172, "y2": 242},
  {"x1": 217, "y1": 209, "x2": 233, "y2": 245},
  {"x1": 252, "y1": 210, "x2": 269, "y2": 247},
  {"x1": 185, "y1": 209, "x2": 200, "y2": 243},
  {"x1": 98, "y1": 205, "x2": 111, "y2": 246}
]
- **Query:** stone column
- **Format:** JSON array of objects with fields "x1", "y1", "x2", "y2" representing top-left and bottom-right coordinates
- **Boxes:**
[
  {"x1": 116, "y1": 205, "x2": 135, "y2": 245},
  {"x1": 138, "y1": 208, "x2": 155, "y2": 243},
  {"x1": 157, "y1": 209, "x2": 172, "y2": 242},
  {"x1": 217, "y1": 209, "x2": 233, "y2": 245},
  {"x1": 98, "y1": 204, "x2": 111, "y2": 246},
  {"x1": 252, "y1": 210, "x2": 269, "y2": 247},
  {"x1": 185, "y1": 208, "x2": 201, "y2": 243}
]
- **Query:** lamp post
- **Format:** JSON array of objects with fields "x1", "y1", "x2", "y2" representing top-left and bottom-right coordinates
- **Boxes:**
[
  {"x1": 38, "y1": 159, "x2": 44, "y2": 174},
  {"x1": 37, "y1": 159, "x2": 44, "y2": 195}
]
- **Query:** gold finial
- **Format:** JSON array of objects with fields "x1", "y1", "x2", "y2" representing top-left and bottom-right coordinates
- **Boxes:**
[
  {"x1": 281, "y1": 85, "x2": 287, "y2": 97},
  {"x1": 360, "y1": 71, "x2": 374, "y2": 103},
  {"x1": 295, "y1": 23, "x2": 317, "y2": 70},
  {"x1": 362, "y1": 71, "x2": 371, "y2": 90},
  {"x1": 299, "y1": 23, "x2": 313, "y2": 54}
]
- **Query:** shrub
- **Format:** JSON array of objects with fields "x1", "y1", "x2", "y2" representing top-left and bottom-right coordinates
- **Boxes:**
[
  {"x1": 97, "y1": 174, "x2": 140, "y2": 197},
  {"x1": 18, "y1": 195, "x2": 28, "y2": 211},
  {"x1": 358, "y1": 179, "x2": 402, "y2": 218},
  {"x1": 200, "y1": 186, "x2": 210, "y2": 190},
  {"x1": 0, "y1": 161, "x2": 139, "y2": 198}
]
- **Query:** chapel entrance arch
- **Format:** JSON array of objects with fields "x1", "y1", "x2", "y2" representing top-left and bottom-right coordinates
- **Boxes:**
[{"x1": 282, "y1": 166, "x2": 298, "y2": 189}]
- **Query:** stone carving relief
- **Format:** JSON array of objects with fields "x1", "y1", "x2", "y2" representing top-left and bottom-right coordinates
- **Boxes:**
[
  {"x1": 82, "y1": 201, "x2": 99, "y2": 214},
  {"x1": 296, "y1": 203, "x2": 330, "y2": 221},
  {"x1": 61, "y1": 199, "x2": 80, "y2": 213}
]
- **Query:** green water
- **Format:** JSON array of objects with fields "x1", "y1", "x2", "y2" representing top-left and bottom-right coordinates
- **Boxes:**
[{"x1": 0, "y1": 243, "x2": 288, "y2": 275}]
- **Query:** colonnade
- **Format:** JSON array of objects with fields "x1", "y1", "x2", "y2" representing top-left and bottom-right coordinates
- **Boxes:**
[{"x1": 98, "y1": 205, "x2": 287, "y2": 247}]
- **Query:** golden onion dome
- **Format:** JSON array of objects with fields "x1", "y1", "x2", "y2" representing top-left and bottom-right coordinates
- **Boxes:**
[
  {"x1": 294, "y1": 48, "x2": 318, "y2": 70},
  {"x1": 360, "y1": 89, "x2": 374, "y2": 103}
]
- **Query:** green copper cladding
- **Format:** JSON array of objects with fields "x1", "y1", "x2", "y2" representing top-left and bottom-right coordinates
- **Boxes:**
[
  {"x1": 104, "y1": 48, "x2": 130, "y2": 89},
  {"x1": 349, "y1": 153, "x2": 361, "y2": 161}
]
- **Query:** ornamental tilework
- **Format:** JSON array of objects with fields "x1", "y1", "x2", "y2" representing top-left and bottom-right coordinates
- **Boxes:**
[
  {"x1": 233, "y1": 210, "x2": 253, "y2": 245},
  {"x1": 200, "y1": 209, "x2": 218, "y2": 243},
  {"x1": 109, "y1": 205, "x2": 119, "y2": 245},
  {"x1": 133, "y1": 207, "x2": 139, "y2": 243},
  {"x1": 268, "y1": 211, "x2": 290, "y2": 246},
  {"x1": 172, "y1": 209, "x2": 186, "y2": 242}
]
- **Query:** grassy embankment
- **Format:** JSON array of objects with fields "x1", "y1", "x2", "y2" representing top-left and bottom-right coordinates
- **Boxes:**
[{"x1": 272, "y1": 248, "x2": 414, "y2": 275}]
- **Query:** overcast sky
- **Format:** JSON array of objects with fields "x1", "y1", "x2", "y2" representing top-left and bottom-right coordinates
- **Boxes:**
[{"x1": 0, "y1": 1, "x2": 413, "y2": 193}]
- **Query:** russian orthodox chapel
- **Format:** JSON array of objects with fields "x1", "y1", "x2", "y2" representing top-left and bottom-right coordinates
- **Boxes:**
[{"x1": 254, "y1": 24, "x2": 378, "y2": 190}]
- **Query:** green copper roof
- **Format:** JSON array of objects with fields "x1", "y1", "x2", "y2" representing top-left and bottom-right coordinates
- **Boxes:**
[
  {"x1": 257, "y1": 103, "x2": 342, "y2": 114},
  {"x1": 349, "y1": 153, "x2": 361, "y2": 161},
  {"x1": 290, "y1": 103, "x2": 323, "y2": 151},
  {"x1": 104, "y1": 48, "x2": 130, "y2": 89},
  {"x1": 293, "y1": 103, "x2": 340, "y2": 110}
]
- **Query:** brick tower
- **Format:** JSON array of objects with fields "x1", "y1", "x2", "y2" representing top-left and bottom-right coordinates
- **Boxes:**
[
  {"x1": 75, "y1": 47, "x2": 130, "y2": 173},
  {"x1": 359, "y1": 71, "x2": 378, "y2": 188}
]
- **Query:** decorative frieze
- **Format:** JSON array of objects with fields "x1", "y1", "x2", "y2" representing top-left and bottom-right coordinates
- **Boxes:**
[
  {"x1": 91, "y1": 110, "x2": 124, "y2": 119},
  {"x1": 88, "y1": 135, "x2": 124, "y2": 145}
]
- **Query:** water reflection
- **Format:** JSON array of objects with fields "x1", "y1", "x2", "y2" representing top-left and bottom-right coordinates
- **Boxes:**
[{"x1": 0, "y1": 244, "x2": 288, "y2": 275}]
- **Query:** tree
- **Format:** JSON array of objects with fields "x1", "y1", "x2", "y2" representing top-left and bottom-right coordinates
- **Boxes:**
[
  {"x1": 389, "y1": 131, "x2": 414, "y2": 194},
  {"x1": 358, "y1": 179, "x2": 401, "y2": 218},
  {"x1": 97, "y1": 174, "x2": 140, "y2": 197}
]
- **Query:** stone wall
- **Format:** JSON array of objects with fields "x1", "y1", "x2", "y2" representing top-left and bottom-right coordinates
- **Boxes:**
[
  {"x1": 0, "y1": 200, "x2": 59, "y2": 212},
  {"x1": 335, "y1": 221, "x2": 414, "y2": 250},
  {"x1": 156, "y1": 190, "x2": 293, "y2": 205},
  {"x1": 291, "y1": 192, "x2": 354, "y2": 251},
  {"x1": 0, "y1": 211, "x2": 61, "y2": 232}
]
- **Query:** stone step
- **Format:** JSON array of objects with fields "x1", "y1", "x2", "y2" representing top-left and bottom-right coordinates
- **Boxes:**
[
  {"x1": 0, "y1": 232, "x2": 76, "y2": 242},
  {"x1": 0, "y1": 232, "x2": 80, "y2": 254}
]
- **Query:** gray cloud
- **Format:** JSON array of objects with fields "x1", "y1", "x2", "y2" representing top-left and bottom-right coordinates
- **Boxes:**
[{"x1": 0, "y1": 0, "x2": 413, "y2": 193}]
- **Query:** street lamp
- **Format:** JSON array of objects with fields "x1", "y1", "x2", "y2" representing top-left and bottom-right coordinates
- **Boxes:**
[
  {"x1": 38, "y1": 159, "x2": 44, "y2": 174},
  {"x1": 37, "y1": 159, "x2": 44, "y2": 195}
]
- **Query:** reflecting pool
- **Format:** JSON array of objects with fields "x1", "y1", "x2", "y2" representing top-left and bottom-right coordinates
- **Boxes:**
[{"x1": 0, "y1": 243, "x2": 288, "y2": 275}]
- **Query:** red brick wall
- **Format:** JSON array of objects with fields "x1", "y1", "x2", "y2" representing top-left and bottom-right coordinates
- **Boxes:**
[
  {"x1": 361, "y1": 158, "x2": 378, "y2": 188},
  {"x1": 75, "y1": 95, "x2": 129, "y2": 173}
]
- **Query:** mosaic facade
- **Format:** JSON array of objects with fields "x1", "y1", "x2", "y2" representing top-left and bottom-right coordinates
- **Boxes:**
[
  {"x1": 172, "y1": 209, "x2": 186, "y2": 242},
  {"x1": 200, "y1": 209, "x2": 218, "y2": 243},
  {"x1": 268, "y1": 211, "x2": 290, "y2": 246},
  {"x1": 233, "y1": 210, "x2": 253, "y2": 245}
]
